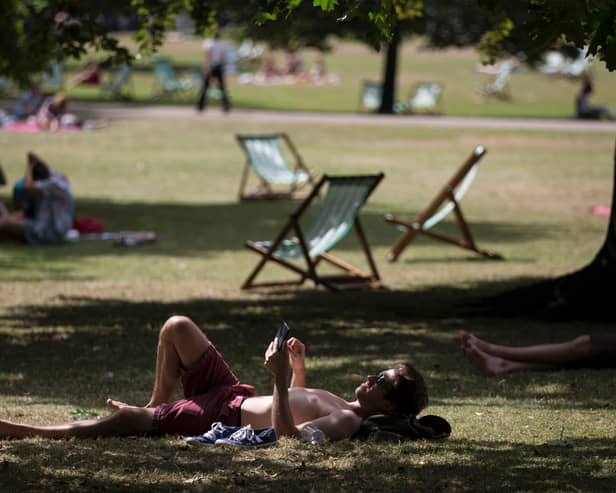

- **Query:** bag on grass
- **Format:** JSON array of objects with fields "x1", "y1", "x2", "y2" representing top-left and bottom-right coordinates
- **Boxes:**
[{"x1": 354, "y1": 414, "x2": 451, "y2": 442}]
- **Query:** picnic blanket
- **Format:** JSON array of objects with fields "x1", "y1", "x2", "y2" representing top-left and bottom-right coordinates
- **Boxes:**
[{"x1": 3, "y1": 121, "x2": 81, "y2": 133}]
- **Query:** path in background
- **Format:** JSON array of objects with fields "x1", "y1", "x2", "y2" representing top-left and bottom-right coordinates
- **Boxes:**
[{"x1": 69, "y1": 101, "x2": 616, "y2": 133}]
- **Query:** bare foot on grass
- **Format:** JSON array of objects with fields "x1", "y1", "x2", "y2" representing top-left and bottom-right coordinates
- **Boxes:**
[
  {"x1": 106, "y1": 398, "x2": 132, "y2": 411},
  {"x1": 461, "y1": 340, "x2": 511, "y2": 376}
]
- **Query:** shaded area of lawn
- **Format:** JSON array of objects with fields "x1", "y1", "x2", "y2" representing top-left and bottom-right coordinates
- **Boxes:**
[
  {"x1": 0, "y1": 197, "x2": 563, "y2": 276},
  {"x1": 1, "y1": 433, "x2": 615, "y2": 492},
  {"x1": 1, "y1": 282, "x2": 614, "y2": 408}
]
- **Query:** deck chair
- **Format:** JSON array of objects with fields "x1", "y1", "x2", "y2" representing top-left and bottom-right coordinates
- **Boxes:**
[
  {"x1": 385, "y1": 146, "x2": 503, "y2": 262},
  {"x1": 475, "y1": 61, "x2": 513, "y2": 99},
  {"x1": 406, "y1": 82, "x2": 443, "y2": 114},
  {"x1": 101, "y1": 64, "x2": 133, "y2": 99},
  {"x1": 242, "y1": 173, "x2": 385, "y2": 291},
  {"x1": 42, "y1": 61, "x2": 63, "y2": 92},
  {"x1": 236, "y1": 133, "x2": 317, "y2": 201},
  {"x1": 359, "y1": 80, "x2": 383, "y2": 112},
  {"x1": 152, "y1": 57, "x2": 193, "y2": 98}
]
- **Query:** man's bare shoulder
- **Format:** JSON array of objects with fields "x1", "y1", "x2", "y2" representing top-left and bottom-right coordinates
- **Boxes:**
[{"x1": 306, "y1": 408, "x2": 363, "y2": 441}]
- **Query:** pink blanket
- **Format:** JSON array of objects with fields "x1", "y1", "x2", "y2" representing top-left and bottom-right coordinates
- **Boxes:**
[
  {"x1": 591, "y1": 206, "x2": 611, "y2": 216},
  {"x1": 3, "y1": 122, "x2": 81, "y2": 133}
]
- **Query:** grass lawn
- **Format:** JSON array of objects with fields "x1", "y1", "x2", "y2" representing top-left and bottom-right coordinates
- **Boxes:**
[
  {"x1": 60, "y1": 35, "x2": 616, "y2": 118},
  {"x1": 1, "y1": 114, "x2": 615, "y2": 491}
]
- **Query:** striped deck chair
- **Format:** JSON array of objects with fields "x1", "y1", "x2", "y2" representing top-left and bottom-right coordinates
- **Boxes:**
[
  {"x1": 101, "y1": 64, "x2": 133, "y2": 99},
  {"x1": 152, "y1": 57, "x2": 193, "y2": 98},
  {"x1": 359, "y1": 80, "x2": 383, "y2": 112},
  {"x1": 385, "y1": 146, "x2": 503, "y2": 262},
  {"x1": 236, "y1": 133, "x2": 316, "y2": 201},
  {"x1": 242, "y1": 173, "x2": 385, "y2": 291}
]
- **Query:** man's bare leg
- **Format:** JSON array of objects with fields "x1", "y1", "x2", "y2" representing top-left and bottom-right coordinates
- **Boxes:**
[
  {"x1": 143, "y1": 315, "x2": 211, "y2": 408},
  {"x1": 461, "y1": 339, "x2": 556, "y2": 376},
  {"x1": 461, "y1": 331, "x2": 592, "y2": 365},
  {"x1": 0, "y1": 406, "x2": 156, "y2": 439}
]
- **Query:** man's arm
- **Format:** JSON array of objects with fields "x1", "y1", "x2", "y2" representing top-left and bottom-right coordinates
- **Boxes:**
[
  {"x1": 287, "y1": 337, "x2": 306, "y2": 388},
  {"x1": 264, "y1": 339, "x2": 302, "y2": 440}
]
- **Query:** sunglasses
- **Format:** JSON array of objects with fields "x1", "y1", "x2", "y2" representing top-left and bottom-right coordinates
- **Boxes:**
[{"x1": 376, "y1": 372, "x2": 387, "y2": 386}]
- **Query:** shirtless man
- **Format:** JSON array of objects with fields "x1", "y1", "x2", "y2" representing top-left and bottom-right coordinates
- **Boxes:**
[{"x1": 0, "y1": 316, "x2": 428, "y2": 441}]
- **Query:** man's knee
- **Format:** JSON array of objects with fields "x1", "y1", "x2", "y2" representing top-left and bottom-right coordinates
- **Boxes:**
[
  {"x1": 160, "y1": 315, "x2": 201, "y2": 342},
  {"x1": 112, "y1": 407, "x2": 156, "y2": 434}
]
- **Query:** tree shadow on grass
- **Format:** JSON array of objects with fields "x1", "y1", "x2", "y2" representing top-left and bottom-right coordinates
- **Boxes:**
[
  {"x1": 1, "y1": 435, "x2": 615, "y2": 492},
  {"x1": 0, "y1": 197, "x2": 564, "y2": 268},
  {"x1": 1, "y1": 279, "x2": 614, "y2": 409}
]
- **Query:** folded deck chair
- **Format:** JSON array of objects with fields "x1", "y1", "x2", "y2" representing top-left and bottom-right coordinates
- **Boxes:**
[
  {"x1": 242, "y1": 173, "x2": 385, "y2": 291},
  {"x1": 236, "y1": 133, "x2": 317, "y2": 201},
  {"x1": 385, "y1": 146, "x2": 503, "y2": 262}
]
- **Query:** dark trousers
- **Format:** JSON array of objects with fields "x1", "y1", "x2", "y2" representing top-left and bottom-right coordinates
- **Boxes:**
[{"x1": 196, "y1": 64, "x2": 230, "y2": 111}]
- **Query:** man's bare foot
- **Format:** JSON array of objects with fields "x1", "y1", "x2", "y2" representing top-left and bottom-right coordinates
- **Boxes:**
[
  {"x1": 106, "y1": 398, "x2": 132, "y2": 411},
  {"x1": 460, "y1": 331, "x2": 497, "y2": 356},
  {"x1": 461, "y1": 341, "x2": 512, "y2": 376}
]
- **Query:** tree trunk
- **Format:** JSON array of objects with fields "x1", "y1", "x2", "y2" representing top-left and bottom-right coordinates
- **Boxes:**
[
  {"x1": 492, "y1": 142, "x2": 616, "y2": 321},
  {"x1": 378, "y1": 31, "x2": 399, "y2": 115}
]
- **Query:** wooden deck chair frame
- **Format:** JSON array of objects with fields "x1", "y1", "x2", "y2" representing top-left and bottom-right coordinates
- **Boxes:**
[
  {"x1": 242, "y1": 173, "x2": 385, "y2": 291},
  {"x1": 236, "y1": 133, "x2": 317, "y2": 201},
  {"x1": 385, "y1": 146, "x2": 503, "y2": 262}
]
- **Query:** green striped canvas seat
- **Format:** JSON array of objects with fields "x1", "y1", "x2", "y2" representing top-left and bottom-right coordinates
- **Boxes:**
[
  {"x1": 236, "y1": 133, "x2": 316, "y2": 200},
  {"x1": 101, "y1": 64, "x2": 133, "y2": 99},
  {"x1": 407, "y1": 82, "x2": 443, "y2": 114},
  {"x1": 243, "y1": 174, "x2": 384, "y2": 291},
  {"x1": 385, "y1": 146, "x2": 503, "y2": 262},
  {"x1": 359, "y1": 80, "x2": 383, "y2": 111},
  {"x1": 152, "y1": 57, "x2": 193, "y2": 98}
]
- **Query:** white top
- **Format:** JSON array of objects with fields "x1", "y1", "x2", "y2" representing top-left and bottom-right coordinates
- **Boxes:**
[{"x1": 203, "y1": 38, "x2": 226, "y2": 67}]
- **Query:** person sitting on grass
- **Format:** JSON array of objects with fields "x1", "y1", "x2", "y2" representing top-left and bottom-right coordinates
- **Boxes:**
[
  {"x1": 461, "y1": 331, "x2": 616, "y2": 376},
  {"x1": 0, "y1": 152, "x2": 73, "y2": 245},
  {"x1": 0, "y1": 315, "x2": 428, "y2": 442}
]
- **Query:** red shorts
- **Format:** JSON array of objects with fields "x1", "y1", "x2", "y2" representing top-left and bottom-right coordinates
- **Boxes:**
[{"x1": 153, "y1": 344, "x2": 255, "y2": 435}]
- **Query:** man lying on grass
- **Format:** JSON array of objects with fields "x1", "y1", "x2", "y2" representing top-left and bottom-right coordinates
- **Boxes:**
[{"x1": 0, "y1": 316, "x2": 428, "y2": 441}]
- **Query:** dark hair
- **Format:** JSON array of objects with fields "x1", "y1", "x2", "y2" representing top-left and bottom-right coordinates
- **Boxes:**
[
  {"x1": 384, "y1": 362, "x2": 428, "y2": 417},
  {"x1": 27, "y1": 152, "x2": 51, "y2": 180}
]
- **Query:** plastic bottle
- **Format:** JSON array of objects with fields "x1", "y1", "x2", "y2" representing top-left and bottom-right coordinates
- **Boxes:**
[{"x1": 301, "y1": 424, "x2": 325, "y2": 445}]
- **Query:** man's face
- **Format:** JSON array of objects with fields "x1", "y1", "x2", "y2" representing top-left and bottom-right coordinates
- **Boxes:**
[{"x1": 355, "y1": 368, "x2": 397, "y2": 413}]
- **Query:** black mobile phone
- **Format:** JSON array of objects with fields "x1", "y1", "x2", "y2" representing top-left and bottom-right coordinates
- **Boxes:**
[{"x1": 275, "y1": 321, "x2": 291, "y2": 351}]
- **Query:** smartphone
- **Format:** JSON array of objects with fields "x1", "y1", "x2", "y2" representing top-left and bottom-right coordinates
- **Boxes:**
[{"x1": 275, "y1": 321, "x2": 291, "y2": 351}]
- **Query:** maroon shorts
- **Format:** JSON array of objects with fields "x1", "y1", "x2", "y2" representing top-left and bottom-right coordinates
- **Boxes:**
[{"x1": 153, "y1": 344, "x2": 255, "y2": 435}]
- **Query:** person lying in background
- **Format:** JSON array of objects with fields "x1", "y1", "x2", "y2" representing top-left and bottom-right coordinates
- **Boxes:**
[
  {"x1": 0, "y1": 152, "x2": 73, "y2": 244},
  {"x1": 461, "y1": 331, "x2": 616, "y2": 375}
]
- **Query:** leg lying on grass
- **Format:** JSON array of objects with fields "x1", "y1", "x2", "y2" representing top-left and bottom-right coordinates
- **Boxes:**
[
  {"x1": 0, "y1": 315, "x2": 212, "y2": 439},
  {"x1": 461, "y1": 331, "x2": 616, "y2": 376}
]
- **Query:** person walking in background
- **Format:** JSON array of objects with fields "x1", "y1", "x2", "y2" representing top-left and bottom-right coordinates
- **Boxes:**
[{"x1": 196, "y1": 30, "x2": 230, "y2": 112}]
